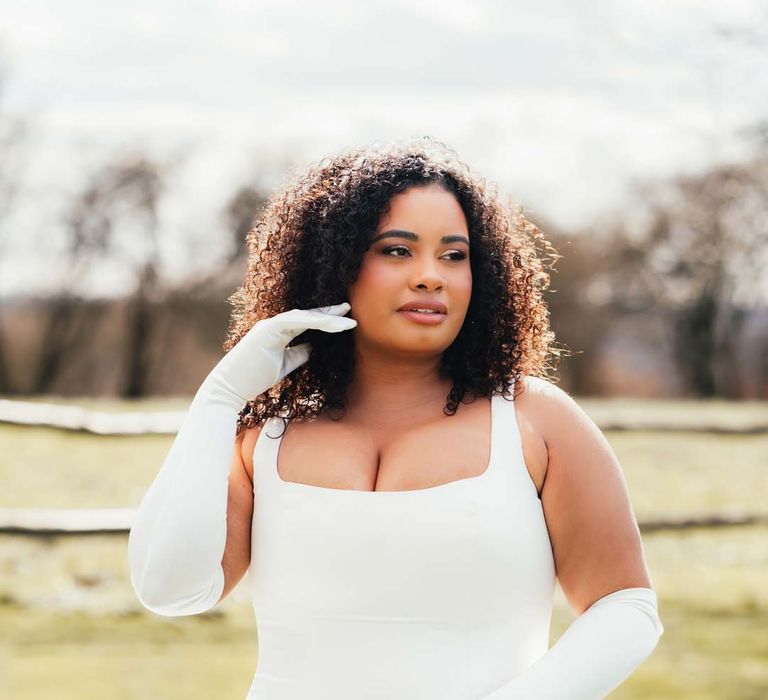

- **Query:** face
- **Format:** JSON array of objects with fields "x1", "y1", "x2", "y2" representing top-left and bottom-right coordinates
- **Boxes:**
[{"x1": 347, "y1": 183, "x2": 473, "y2": 357}]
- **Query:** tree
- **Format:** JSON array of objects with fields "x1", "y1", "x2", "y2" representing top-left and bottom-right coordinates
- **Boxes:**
[
  {"x1": 592, "y1": 151, "x2": 768, "y2": 396},
  {"x1": 29, "y1": 154, "x2": 166, "y2": 397},
  {"x1": 0, "y1": 51, "x2": 30, "y2": 393}
]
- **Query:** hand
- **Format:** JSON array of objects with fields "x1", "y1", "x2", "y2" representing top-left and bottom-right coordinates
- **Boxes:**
[{"x1": 206, "y1": 302, "x2": 357, "y2": 404}]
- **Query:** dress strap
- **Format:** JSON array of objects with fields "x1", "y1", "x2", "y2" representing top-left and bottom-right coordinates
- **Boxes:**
[
  {"x1": 253, "y1": 416, "x2": 288, "y2": 489},
  {"x1": 494, "y1": 377, "x2": 541, "y2": 499}
]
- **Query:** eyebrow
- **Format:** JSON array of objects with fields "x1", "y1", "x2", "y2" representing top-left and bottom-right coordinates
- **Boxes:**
[{"x1": 369, "y1": 229, "x2": 470, "y2": 246}]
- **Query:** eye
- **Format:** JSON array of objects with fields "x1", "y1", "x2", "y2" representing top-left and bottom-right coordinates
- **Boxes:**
[
  {"x1": 382, "y1": 245, "x2": 467, "y2": 261},
  {"x1": 382, "y1": 245, "x2": 410, "y2": 257}
]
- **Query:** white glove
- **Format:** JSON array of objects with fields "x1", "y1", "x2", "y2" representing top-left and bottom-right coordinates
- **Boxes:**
[
  {"x1": 480, "y1": 587, "x2": 664, "y2": 699},
  {"x1": 127, "y1": 303, "x2": 357, "y2": 616}
]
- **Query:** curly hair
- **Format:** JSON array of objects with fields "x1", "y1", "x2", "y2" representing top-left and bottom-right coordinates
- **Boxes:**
[{"x1": 224, "y1": 136, "x2": 568, "y2": 435}]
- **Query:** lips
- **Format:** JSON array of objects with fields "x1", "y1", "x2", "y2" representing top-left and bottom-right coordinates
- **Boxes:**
[{"x1": 396, "y1": 300, "x2": 447, "y2": 314}]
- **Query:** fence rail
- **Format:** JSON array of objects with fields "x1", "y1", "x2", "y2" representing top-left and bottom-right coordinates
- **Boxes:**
[
  {"x1": 0, "y1": 508, "x2": 134, "y2": 535},
  {"x1": 0, "y1": 399, "x2": 186, "y2": 435},
  {"x1": 3, "y1": 398, "x2": 765, "y2": 537},
  {"x1": 1, "y1": 507, "x2": 766, "y2": 536},
  {"x1": 2, "y1": 398, "x2": 768, "y2": 435}
]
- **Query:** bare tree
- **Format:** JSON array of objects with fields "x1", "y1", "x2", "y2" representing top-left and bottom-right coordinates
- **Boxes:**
[
  {"x1": 592, "y1": 152, "x2": 768, "y2": 396},
  {"x1": 29, "y1": 154, "x2": 166, "y2": 397},
  {"x1": 225, "y1": 185, "x2": 267, "y2": 265},
  {"x1": 0, "y1": 52, "x2": 30, "y2": 393},
  {"x1": 170, "y1": 177, "x2": 270, "y2": 302}
]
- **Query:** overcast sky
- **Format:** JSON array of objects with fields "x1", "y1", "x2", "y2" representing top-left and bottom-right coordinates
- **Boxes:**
[{"x1": 0, "y1": 0, "x2": 766, "y2": 299}]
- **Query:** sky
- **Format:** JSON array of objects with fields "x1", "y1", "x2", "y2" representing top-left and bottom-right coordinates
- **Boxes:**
[{"x1": 0, "y1": 0, "x2": 766, "y2": 300}]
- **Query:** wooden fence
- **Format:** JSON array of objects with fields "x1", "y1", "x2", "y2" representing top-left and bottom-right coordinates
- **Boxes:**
[{"x1": 2, "y1": 397, "x2": 766, "y2": 536}]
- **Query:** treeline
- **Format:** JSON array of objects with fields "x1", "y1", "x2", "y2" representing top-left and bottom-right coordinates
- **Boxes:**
[
  {"x1": 0, "y1": 66, "x2": 766, "y2": 399},
  {"x1": 0, "y1": 143, "x2": 766, "y2": 399}
]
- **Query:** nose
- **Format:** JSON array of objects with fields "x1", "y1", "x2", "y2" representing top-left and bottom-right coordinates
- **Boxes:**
[{"x1": 411, "y1": 258, "x2": 446, "y2": 291}]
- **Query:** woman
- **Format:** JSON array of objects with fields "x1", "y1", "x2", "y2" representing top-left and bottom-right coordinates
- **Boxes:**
[{"x1": 128, "y1": 137, "x2": 664, "y2": 699}]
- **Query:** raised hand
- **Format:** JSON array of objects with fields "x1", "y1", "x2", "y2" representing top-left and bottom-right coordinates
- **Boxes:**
[{"x1": 207, "y1": 303, "x2": 357, "y2": 404}]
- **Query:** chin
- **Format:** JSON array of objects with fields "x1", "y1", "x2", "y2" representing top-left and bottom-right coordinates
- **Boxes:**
[{"x1": 397, "y1": 332, "x2": 458, "y2": 353}]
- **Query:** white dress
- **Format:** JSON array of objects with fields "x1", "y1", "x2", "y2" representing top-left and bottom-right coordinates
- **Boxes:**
[{"x1": 245, "y1": 386, "x2": 556, "y2": 699}]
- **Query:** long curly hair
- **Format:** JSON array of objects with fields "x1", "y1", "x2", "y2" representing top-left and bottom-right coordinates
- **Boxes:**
[{"x1": 224, "y1": 137, "x2": 568, "y2": 435}]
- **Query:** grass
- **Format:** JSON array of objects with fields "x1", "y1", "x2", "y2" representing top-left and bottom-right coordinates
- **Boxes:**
[
  {"x1": 2, "y1": 407, "x2": 766, "y2": 519},
  {"x1": 2, "y1": 526, "x2": 766, "y2": 699},
  {"x1": 1, "y1": 395, "x2": 767, "y2": 698}
]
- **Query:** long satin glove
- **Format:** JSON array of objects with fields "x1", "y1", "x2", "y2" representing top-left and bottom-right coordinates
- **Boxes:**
[
  {"x1": 480, "y1": 587, "x2": 664, "y2": 700},
  {"x1": 127, "y1": 303, "x2": 357, "y2": 617}
]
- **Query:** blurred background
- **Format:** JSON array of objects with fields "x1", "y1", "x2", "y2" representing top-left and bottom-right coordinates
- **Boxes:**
[{"x1": 0, "y1": 1, "x2": 766, "y2": 698}]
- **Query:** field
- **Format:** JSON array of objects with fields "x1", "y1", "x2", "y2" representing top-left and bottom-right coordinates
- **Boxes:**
[{"x1": 1, "y1": 396, "x2": 766, "y2": 699}]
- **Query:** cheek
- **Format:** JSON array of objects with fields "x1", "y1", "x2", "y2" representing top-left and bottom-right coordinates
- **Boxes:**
[
  {"x1": 348, "y1": 260, "x2": 399, "y2": 307},
  {"x1": 453, "y1": 269, "x2": 473, "y2": 306}
]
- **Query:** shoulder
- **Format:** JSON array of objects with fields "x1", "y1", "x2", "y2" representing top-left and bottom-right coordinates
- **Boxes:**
[
  {"x1": 514, "y1": 378, "x2": 653, "y2": 609},
  {"x1": 516, "y1": 374, "x2": 573, "y2": 403},
  {"x1": 507, "y1": 376, "x2": 570, "y2": 496},
  {"x1": 511, "y1": 375, "x2": 601, "y2": 490},
  {"x1": 514, "y1": 375, "x2": 587, "y2": 447},
  {"x1": 516, "y1": 376, "x2": 627, "y2": 510},
  {"x1": 238, "y1": 420, "x2": 268, "y2": 481}
]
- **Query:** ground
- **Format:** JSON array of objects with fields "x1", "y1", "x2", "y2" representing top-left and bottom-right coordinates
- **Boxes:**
[{"x1": 1, "y1": 396, "x2": 766, "y2": 699}]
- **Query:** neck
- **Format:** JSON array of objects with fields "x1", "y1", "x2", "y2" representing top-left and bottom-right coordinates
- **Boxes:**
[{"x1": 344, "y1": 344, "x2": 453, "y2": 424}]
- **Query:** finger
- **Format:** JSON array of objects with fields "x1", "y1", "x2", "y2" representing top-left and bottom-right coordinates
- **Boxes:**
[
  {"x1": 314, "y1": 302, "x2": 350, "y2": 316},
  {"x1": 311, "y1": 317, "x2": 357, "y2": 333},
  {"x1": 282, "y1": 344, "x2": 312, "y2": 376},
  {"x1": 285, "y1": 306, "x2": 356, "y2": 332}
]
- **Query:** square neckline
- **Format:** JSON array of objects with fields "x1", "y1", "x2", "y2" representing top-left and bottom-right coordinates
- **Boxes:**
[{"x1": 268, "y1": 391, "x2": 499, "y2": 496}]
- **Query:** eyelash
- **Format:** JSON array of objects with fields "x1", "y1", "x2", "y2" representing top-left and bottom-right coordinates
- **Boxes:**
[{"x1": 381, "y1": 245, "x2": 467, "y2": 261}]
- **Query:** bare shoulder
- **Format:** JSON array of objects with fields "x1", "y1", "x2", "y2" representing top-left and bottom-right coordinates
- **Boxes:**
[
  {"x1": 509, "y1": 376, "x2": 565, "y2": 496},
  {"x1": 517, "y1": 374, "x2": 574, "y2": 402},
  {"x1": 511, "y1": 375, "x2": 593, "y2": 495},
  {"x1": 515, "y1": 376, "x2": 653, "y2": 609},
  {"x1": 515, "y1": 375, "x2": 583, "y2": 444},
  {"x1": 239, "y1": 421, "x2": 266, "y2": 482}
]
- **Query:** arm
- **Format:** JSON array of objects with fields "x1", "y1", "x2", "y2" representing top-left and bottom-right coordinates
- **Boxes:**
[
  {"x1": 218, "y1": 428, "x2": 255, "y2": 603},
  {"x1": 481, "y1": 586, "x2": 662, "y2": 699},
  {"x1": 482, "y1": 378, "x2": 663, "y2": 699},
  {"x1": 126, "y1": 372, "x2": 252, "y2": 616},
  {"x1": 127, "y1": 303, "x2": 356, "y2": 617}
]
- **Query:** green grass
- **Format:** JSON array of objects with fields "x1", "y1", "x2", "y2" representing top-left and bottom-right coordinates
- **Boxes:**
[
  {"x1": 1, "y1": 396, "x2": 767, "y2": 698},
  {"x1": 0, "y1": 607, "x2": 258, "y2": 700},
  {"x1": 2, "y1": 399, "x2": 766, "y2": 517},
  {"x1": 1, "y1": 525, "x2": 766, "y2": 699}
]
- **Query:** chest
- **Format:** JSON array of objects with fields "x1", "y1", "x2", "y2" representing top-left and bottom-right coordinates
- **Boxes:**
[{"x1": 273, "y1": 397, "x2": 546, "y2": 494}]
